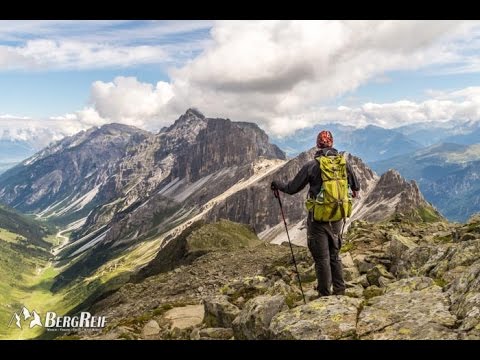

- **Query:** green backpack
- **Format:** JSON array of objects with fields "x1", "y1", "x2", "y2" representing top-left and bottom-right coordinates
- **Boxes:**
[{"x1": 305, "y1": 152, "x2": 352, "y2": 222}]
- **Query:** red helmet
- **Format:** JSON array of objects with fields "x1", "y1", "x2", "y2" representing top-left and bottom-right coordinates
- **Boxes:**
[{"x1": 316, "y1": 130, "x2": 333, "y2": 148}]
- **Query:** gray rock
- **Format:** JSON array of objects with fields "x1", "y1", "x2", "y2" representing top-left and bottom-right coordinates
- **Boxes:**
[
  {"x1": 350, "y1": 274, "x2": 370, "y2": 288},
  {"x1": 366, "y1": 264, "x2": 395, "y2": 287},
  {"x1": 363, "y1": 285, "x2": 384, "y2": 299},
  {"x1": 356, "y1": 259, "x2": 375, "y2": 274},
  {"x1": 388, "y1": 233, "x2": 418, "y2": 261},
  {"x1": 388, "y1": 233, "x2": 418, "y2": 274},
  {"x1": 203, "y1": 295, "x2": 240, "y2": 328},
  {"x1": 274, "y1": 266, "x2": 292, "y2": 284},
  {"x1": 299, "y1": 264, "x2": 317, "y2": 283},
  {"x1": 345, "y1": 284, "x2": 364, "y2": 298},
  {"x1": 266, "y1": 279, "x2": 301, "y2": 307},
  {"x1": 358, "y1": 277, "x2": 458, "y2": 339},
  {"x1": 448, "y1": 260, "x2": 480, "y2": 332},
  {"x1": 142, "y1": 320, "x2": 160, "y2": 337},
  {"x1": 343, "y1": 267, "x2": 360, "y2": 282},
  {"x1": 341, "y1": 252, "x2": 355, "y2": 268},
  {"x1": 378, "y1": 276, "x2": 394, "y2": 288},
  {"x1": 164, "y1": 305, "x2": 204, "y2": 330},
  {"x1": 232, "y1": 295, "x2": 287, "y2": 340},
  {"x1": 269, "y1": 296, "x2": 362, "y2": 340}
]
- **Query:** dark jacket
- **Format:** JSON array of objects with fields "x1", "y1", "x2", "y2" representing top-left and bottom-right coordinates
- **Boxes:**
[{"x1": 276, "y1": 147, "x2": 360, "y2": 198}]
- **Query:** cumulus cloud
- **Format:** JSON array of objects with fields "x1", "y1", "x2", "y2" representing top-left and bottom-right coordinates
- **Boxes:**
[
  {"x1": 90, "y1": 77, "x2": 175, "y2": 129},
  {"x1": 166, "y1": 20, "x2": 475, "y2": 135},
  {"x1": 4, "y1": 20, "x2": 480, "y2": 147},
  {"x1": 296, "y1": 87, "x2": 480, "y2": 130},
  {"x1": 0, "y1": 77, "x2": 176, "y2": 148},
  {"x1": 0, "y1": 116, "x2": 89, "y2": 148}
]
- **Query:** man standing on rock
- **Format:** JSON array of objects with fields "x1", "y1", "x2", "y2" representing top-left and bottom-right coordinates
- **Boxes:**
[{"x1": 271, "y1": 130, "x2": 360, "y2": 297}]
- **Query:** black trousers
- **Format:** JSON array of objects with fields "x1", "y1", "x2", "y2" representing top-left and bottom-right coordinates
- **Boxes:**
[{"x1": 306, "y1": 213, "x2": 346, "y2": 296}]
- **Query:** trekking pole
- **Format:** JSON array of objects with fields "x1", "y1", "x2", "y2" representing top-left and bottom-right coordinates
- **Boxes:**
[{"x1": 273, "y1": 188, "x2": 307, "y2": 304}]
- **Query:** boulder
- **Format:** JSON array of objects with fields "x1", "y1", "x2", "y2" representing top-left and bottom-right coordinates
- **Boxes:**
[
  {"x1": 366, "y1": 264, "x2": 395, "y2": 287},
  {"x1": 142, "y1": 320, "x2": 160, "y2": 337},
  {"x1": 350, "y1": 274, "x2": 370, "y2": 288},
  {"x1": 340, "y1": 252, "x2": 355, "y2": 268},
  {"x1": 299, "y1": 264, "x2": 317, "y2": 283},
  {"x1": 164, "y1": 305, "x2": 204, "y2": 330},
  {"x1": 343, "y1": 267, "x2": 360, "y2": 282},
  {"x1": 355, "y1": 259, "x2": 375, "y2": 274},
  {"x1": 222, "y1": 276, "x2": 271, "y2": 301},
  {"x1": 203, "y1": 295, "x2": 240, "y2": 328},
  {"x1": 269, "y1": 296, "x2": 362, "y2": 340},
  {"x1": 357, "y1": 277, "x2": 458, "y2": 340},
  {"x1": 448, "y1": 260, "x2": 480, "y2": 333},
  {"x1": 345, "y1": 284, "x2": 364, "y2": 299},
  {"x1": 363, "y1": 285, "x2": 384, "y2": 300},
  {"x1": 388, "y1": 233, "x2": 418, "y2": 273},
  {"x1": 265, "y1": 279, "x2": 302, "y2": 307},
  {"x1": 232, "y1": 295, "x2": 287, "y2": 340}
]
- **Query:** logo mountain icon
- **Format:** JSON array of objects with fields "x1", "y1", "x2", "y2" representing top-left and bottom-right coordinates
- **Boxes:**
[
  {"x1": 9, "y1": 306, "x2": 43, "y2": 329},
  {"x1": 29, "y1": 311, "x2": 42, "y2": 328}
]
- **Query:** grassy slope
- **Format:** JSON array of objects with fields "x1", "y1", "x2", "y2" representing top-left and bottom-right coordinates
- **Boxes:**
[{"x1": 0, "y1": 204, "x2": 63, "y2": 339}]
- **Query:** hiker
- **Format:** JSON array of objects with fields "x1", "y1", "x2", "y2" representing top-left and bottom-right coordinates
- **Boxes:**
[{"x1": 271, "y1": 130, "x2": 360, "y2": 297}]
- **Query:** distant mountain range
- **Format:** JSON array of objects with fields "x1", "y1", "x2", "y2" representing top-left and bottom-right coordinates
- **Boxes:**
[
  {"x1": 371, "y1": 143, "x2": 480, "y2": 222},
  {"x1": 272, "y1": 119, "x2": 480, "y2": 160},
  {"x1": 0, "y1": 139, "x2": 36, "y2": 174},
  {"x1": 272, "y1": 124, "x2": 423, "y2": 161}
]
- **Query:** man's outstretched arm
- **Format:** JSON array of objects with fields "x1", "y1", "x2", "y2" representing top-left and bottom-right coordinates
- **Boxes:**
[
  {"x1": 271, "y1": 163, "x2": 310, "y2": 195},
  {"x1": 347, "y1": 163, "x2": 360, "y2": 192}
]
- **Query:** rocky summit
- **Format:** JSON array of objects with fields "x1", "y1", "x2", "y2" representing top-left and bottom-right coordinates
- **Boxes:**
[{"x1": 67, "y1": 214, "x2": 480, "y2": 340}]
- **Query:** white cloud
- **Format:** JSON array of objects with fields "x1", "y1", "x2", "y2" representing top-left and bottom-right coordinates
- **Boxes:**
[
  {"x1": 4, "y1": 20, "x2": 480, "y2": 147},
  {"x1": 0, "y1": 77, "x2": 176, "y2": 148},
  {"x1": 1, "y1": 40, "x2": 168, "y2": 70},
  {"x1": 303, "y1": 87, "x2": 480, "y2": 129},
  {"x1": 90, "y1": 77, "x2": 175, "y2": 129},
  {"x1": 0, "y1": 20, "x2": 212, "y2": 70},
  {"x1": 0, "y1": 116, "x2": 90, "y2": 148},
  {"x1": 164, "y1": 20, "x2": 479, "y2": 135}
]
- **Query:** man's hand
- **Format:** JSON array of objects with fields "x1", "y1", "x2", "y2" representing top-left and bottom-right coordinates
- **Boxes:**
[
  {"x1": 271, "y1": 181, "x2": 279, "y2": 191},
  {"x1": 352, "y1": 190, "x2": 358, "y2": 198}
]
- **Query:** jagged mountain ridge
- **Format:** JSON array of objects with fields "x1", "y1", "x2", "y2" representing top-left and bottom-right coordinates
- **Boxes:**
[
  {"x1": 272, "y1": 124, "x2": 423, "y2": 161},
  {"x1": 0, "y1": 123, "x2": 153, "y2": 227},
  {"x1": 371, "y1": 143, "x2": 480, "y2": 221},
  {"x1": 204, "y1": 147, "x2": 440, "y2": 246},
  {"x1": 0, "y1": 109, "x2": 439, "y2": 295},
  {"x1": 10, "y1": 110, "x2": 287, "y2": 290}
]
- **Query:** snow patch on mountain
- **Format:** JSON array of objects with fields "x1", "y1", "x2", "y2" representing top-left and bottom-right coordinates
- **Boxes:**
[
  {"x1": 55, "y1": 185, "x2": 100, "y2": 216},
  {"x1": 70, "y1": 229, "x2": 109, "y2": 257}
]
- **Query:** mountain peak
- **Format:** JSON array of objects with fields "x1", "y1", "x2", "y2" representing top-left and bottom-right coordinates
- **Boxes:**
[
  {"x1": 185, "y1": 108, "x2": 205, "y2": 119},
  {"x1": 97, "y1": 123, "x2": 148, "y2": 135}
]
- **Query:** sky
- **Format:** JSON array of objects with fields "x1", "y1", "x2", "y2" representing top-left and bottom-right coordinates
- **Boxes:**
[{"x1": 2, "y1": 20, "x2": 480, "y2": 148}]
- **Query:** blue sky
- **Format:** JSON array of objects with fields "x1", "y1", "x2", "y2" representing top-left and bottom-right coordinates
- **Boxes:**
[{"x1": 2, "y1": 20, "x2": 480, "y2": 145}]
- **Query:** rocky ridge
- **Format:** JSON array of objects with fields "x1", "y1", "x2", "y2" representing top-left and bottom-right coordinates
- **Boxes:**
[{"x1": 69, "y1": 214, "x2": 480, "y2": 340}]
